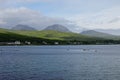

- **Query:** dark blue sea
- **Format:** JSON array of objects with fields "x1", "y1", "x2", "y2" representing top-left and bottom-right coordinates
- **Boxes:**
[{"x1": 0, "y1": 45, "x2": 120, "y2": 80}]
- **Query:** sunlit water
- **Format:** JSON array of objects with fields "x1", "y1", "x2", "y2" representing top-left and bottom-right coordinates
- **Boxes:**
[{"x1": 0, "y1": 45, "x2": 120, "y2": 80}]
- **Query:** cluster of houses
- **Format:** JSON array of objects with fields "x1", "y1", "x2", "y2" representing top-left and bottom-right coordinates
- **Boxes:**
[
  {"x1": 0, "y1": 41, "x2": 60, "y2": 45},
  {"x1": 42, "y1": 41, "x2": 59, "y2": 45},
  {"x1": 0, "y1": 41, "x2": 31, "y2": 45}
]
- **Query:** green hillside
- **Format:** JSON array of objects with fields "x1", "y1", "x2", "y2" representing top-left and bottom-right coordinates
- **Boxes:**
[
  {"x1": 0, "y1": 28, "x2": 49, "y2": 43},
  {"x1": 11, "y1": 30, "x2": 103, "y2": 41},
  {"x1": 0, "y1": 28, "x2": 120, "y2": 45}
]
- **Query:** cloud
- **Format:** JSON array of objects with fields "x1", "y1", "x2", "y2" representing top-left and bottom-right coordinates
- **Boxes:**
[
  {"x1": 0, "y1": 1, "x2": 120, "y2": 33},
  {"x1": 108, "y1": 17, "x2": 120, "y2": 23},
  {"x1": 69, "y1": 6, "x2": 120, "y2": 30},
  {"x1": 0, "y1": 7, "x2": 69, "y2": 30},
  {"x1": 1, "y1": 6, "x2": 120, "y2": 33}
]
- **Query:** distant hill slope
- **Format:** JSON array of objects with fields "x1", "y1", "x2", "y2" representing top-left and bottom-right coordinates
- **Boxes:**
[
  {"x1": 81, "y1": 30, "x2": 120, "y2": 40},
  {"x1": 44, "y1": 24, "x2": 71, "y2": 32},
  {"x1": 95, "y1": 29, "x2": 120, "y2": 36},
  {"x1": 1, "y1": 28, "x2": 120, "y2": 45},
  {"x1": 0, "y1": 28, "x2": 103, "y2": 41},
  {"x1": 11, "y1": 30, "x2": 104, "y2": 41},
  {"x1": 11, "y1": 24, "x2": 36, "y2": 31},
  {"x1": 0, "y1": 28, "x2": 44, "y2": 42}
]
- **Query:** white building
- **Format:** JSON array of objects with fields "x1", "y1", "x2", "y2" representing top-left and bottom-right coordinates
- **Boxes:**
[
  {"x1": 15, "y1": 41, "x2": 21, "y2": 45},
  {"x1": 54, "y1": 42, "x2": 59, "y2": 45}
]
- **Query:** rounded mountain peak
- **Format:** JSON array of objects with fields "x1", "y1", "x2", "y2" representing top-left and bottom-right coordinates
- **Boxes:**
[{"x1": 44, "y1": 24, "x2": 71, "y2": 32}]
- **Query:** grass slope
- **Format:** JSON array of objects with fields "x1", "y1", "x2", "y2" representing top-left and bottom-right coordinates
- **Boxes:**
[
  {"x1": 0, "y1": 28, "x2": 50, "y2": 43},
  {"x1": 10, "y1": 30, "x2": 104, "y2": 41},
  {"x1": 81, "y1": 30, "x2": 120, "y2": 40},
  {"x1": 1, "y1": 28, "x2": 120, "y2": 45}
]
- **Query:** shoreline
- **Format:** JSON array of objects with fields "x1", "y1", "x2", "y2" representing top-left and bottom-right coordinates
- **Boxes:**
[{"x1": 0, "y1": 44, "x2": 120, "y2": 46}]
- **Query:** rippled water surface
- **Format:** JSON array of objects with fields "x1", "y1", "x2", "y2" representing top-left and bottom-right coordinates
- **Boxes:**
[{"x1": 0, "y1": 45, "x2": 120, "y2": 80}]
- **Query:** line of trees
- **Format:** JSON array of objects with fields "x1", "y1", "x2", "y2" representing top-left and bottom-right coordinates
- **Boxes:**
[{"x1": 1, "y1": 39, "x2": 120, "y2": 45}]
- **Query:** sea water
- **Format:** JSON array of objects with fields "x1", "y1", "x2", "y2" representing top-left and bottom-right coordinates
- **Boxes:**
[{"x1": 0, "y1": 45, "x2": 120, "y2": 80}]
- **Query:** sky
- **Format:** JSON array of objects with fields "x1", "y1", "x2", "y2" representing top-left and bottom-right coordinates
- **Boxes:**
[{"x1": 0, "y1": 0, "x2": 120, "y2": 32}]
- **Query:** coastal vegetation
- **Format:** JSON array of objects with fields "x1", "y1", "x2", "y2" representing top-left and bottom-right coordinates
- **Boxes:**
[{"x1": 0, "y1": 28, "x2": 120, "y2": 45}]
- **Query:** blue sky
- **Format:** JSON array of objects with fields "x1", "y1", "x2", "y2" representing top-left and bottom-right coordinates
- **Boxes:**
[
  {"x1": 0, "y1": 0, "x2": 120, "y2": 32},
  {"x1": 4, "y1": 0, "x2": 120, "y2": 17},
  {"x1": 33, "y1": 0, "x2": 119, "y2": 17}
]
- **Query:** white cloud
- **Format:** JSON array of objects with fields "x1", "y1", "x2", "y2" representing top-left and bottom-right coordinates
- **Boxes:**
[
  {"x1": 0, "y1": 20, "x2": 6, "y2": 24},
  {"x1": 0, "y1": 1, "x2": 120, "y2": 33},
  {"x1": 1, "y1": 6, "x2": 120, "y2": 33},
  {"x1": 69, "y1": 6, "x2": 120, "y2": 30},
  {"x1": 0, "y1": 7, "x2": 69, "y2": 30}
]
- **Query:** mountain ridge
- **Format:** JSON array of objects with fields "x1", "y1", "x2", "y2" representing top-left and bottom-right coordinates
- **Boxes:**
[
  {"x1": 43, "y1": 24, "x2": 71, "y2": 32},
  {"x1": 81, "y1": 30, "x2": 120, "y2": 40},
  {"x1": 11, "y1": 24, "x2": 36, "y2": 31},
  {"x1": 95, "y1": 29, "x2": 120, "y2": 36},
  {"x1": 0, "y1": 28, "x2": 120, "y2": 45}
]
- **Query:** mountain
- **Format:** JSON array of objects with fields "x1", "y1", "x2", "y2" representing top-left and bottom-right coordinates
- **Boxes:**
[
  {"x1": 0, "y1": 28, "x2": 103, "y2": 42},
  {"x1": 95, "y1": 29, "x2": 120, "y2": 36},
  {"x1": 11, "y1": 24, "x2": 36, "y2": 31},
  {"x1": 43, "y1": 24, "x2": 71, "y2": 32},
  {"x1": 0, "y1": 28, "x2": 45, "y2": 43},
  {"x1": 81, "y1": 30, "x2": 120, "y2": 40},
  {"x1": 1, "y1": 28, "x2": 120, "y2": 45},
  {"x1": 12, "y1": 30, "x2": 103, "y2": 41}
]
